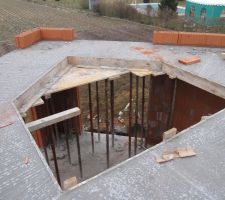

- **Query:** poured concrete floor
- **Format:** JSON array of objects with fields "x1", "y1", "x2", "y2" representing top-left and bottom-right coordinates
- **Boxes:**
[{"x1": 44, "y1": 132, "x2": 145, "y2": 188}]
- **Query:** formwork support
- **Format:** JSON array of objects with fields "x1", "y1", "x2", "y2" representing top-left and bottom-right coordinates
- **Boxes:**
[
  {"x1": 88, "y1": 83, "x2": 95, "y2": 154},
  {"x1": 128, "y1": 73, "x2": 133, "y2": 157},
  {"x1": 105, "y1": 79, "x2": 110, "y2": 168},
  {"x1": 110, "y1": 80, "x2": 115, "y2": 147},
  {"x1": 96, "y1": 82, "x2": 100, "y2": 142}
]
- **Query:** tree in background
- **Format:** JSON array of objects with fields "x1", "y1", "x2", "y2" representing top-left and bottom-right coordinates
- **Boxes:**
[{"x1": 159, "y1": 0, "x2": 178, "y2": 17}]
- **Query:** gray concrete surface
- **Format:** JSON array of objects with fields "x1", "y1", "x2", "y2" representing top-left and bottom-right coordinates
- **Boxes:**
[
  {"x1": 0, "y1": 40, "x2": 225, "y2": 199},
  {"x1": 47, "y1": 133, "x2": 143, "y2": 186},
  {"x1": 61, "y1": 108, "x2": 225, "y2": 200}
]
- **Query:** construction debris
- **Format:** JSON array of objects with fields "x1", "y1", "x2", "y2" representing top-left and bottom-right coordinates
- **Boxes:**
[
  {"x1": 178, "y1": 56, "x2": 201, "y2": 65},
  {"x1": 63, "y1": 176, "x2": 78, "y2": 190},
  {"x1": 23, "y1": 157, "x2": 31, "y2": 165},
  {"x1": 222, "y1": 53, "x2": 225, "y2": 60},
  {"x1": 156, "y1": 146, "x2": 196, "y2": 163},
  {"x1": 163, "y1": 128, "x2": 177, "y2": 141}
]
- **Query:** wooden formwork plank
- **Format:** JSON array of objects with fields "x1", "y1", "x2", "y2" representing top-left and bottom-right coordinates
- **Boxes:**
[
  {"x1": 32, "y1": 98, "x2": 44, "y2": 107},
  {"x1": 26, "y1": 107, "x2": 81, "y2": 132}
]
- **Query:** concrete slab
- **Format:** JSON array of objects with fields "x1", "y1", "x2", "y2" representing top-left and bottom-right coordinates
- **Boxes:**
[
  {"x1": 0, "y1": 40, "x2": 225, "y2": 199},
  {"x1": 61, "y1": 109, "x2": 225, "y2": 200}
]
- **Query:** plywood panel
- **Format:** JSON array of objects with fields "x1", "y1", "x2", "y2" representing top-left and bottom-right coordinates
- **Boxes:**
[
  {"x1": 46, "y1": 66, "x2": 128, "y2": 95},
  {"x1": 147, "y1": 75, "x2": 175, "y2": 144},
  {"x1": 173, "y1": 80, "x2": 225, "y2": 131}
]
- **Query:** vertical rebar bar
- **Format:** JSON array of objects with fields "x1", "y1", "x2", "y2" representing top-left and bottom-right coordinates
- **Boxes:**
[
  {"x1": 134, "y1": 76, "x2": 139, "y2": 155},
  {"x1": 63, "y1": 120, "x2": 71, "y2": 164},
  {"x1": 75, "y1": 131, "x2": 83, "y2": 178},
  {"x1": 43, "y1": 147, "x2": 49, "y2": 165},
  {"x1": 168, "y1": 79, "x2": 177, "y2": 129},
  {"x1": 71, "y1": 89, "x2": 83, "y2": 179},
  {"x1": 49, "y1": 99, "x2": 59, "y2": 143},
  {"x1": 43, "y1": 128, "x2": 50, "y2": 165},
  {"x1": 88, "y1": 83, "x2": 95, "y2": 154},
  {"x1": 96, "y1": 82, "x2": 100, "y2": 142},
  {"x1": 45, "y1": 98, "x2": 61, "y2": 186},
  {"x1": 49, "y1": 127, "x2": 61, "y2": 186},
  {"x1": 105, "y1": 79, "x2": 110, "y2": 168},
  {"x1": 145, "y1": 76, "x2": 152, "y2": 148},
  {"x1": 141, "y1": 77, "x2": 145, "y2": 145},
  {"x1": 63, "y1": 98, "x2": 72, "y2": 165},
  {"x1": 110, "y1": 80, "x2": 115, "y2": 147},
  {"x1": 128, "y1": 73, "x2": 133, "y2": 158}
]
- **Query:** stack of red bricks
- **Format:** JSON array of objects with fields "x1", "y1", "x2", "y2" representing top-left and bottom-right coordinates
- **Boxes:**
[
  {"x1": 153, "y1": 31, "x2": 225, "y2": 48},
  {"x1": 15, "y1": 27, "x2": 75, "y2": 48}
]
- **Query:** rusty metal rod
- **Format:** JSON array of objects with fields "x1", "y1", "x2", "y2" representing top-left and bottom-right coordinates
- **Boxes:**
[
  {"x1": 145, "y1": 76, "x2": 152, "y2": 148},
  {"x1": 88, "y1": 83, "x2": 94, "y2": 154},
  {"x1": 49, "y1": 99, "x2": 59, "y2": 143},
  {"x1": 105, "y1": 79, "x2": 110, "y2": 168},
  {"x1": 50, "y1": 126, "x2": 61, "y2": 186},
  {"x1": 71, "y1": 90, "x2": 83, "y2": 179},
  {"x1": 128, "y1": 73, "x2": 133, "y2": 158},
  {"x1": 134, "y1": 76, "x2": 139, "y2": 155},
  {"x1": 141, "y1": 77, "x2": 145, "y2": 145},
  {"x1": 43, "y1": 128, "x2": 50, "y2": 165},
  {"x1": 96, "y1": 82, "x2": 100, "y2": 142},
  {"x1": 63, "y1": 99, "x2": 72, "y2": 165},
  {"x1": 63, "y1": 120, "x2": 71, "y2": 164},
  {"x1": 75, "y1": 131, "x2": 83, "y2": 178},
  {"x1": 110, "y1": 80, "x2": 115, "y2": 147},
  {"x1": 168, "y1": 78, "x2": 177, "y2": 129},
  {"x1": 45, "y1": 98, "x2": 61, "y2": 186},
  {"x1": 43, "y1": 147, "x2": 49, "y2": 165}
]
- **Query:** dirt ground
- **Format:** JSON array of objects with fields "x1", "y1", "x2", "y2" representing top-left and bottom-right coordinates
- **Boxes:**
[
  {"x1": 0, "y1": 0, "x2": 157, "y2": 56},
  {"x1": 45, "y1": 132, "x2": 145, "y2": 189}
]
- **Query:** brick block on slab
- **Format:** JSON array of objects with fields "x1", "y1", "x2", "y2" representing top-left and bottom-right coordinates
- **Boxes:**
[
  {"x1": 41, "y1": 27, "x2": 75, "y2": 41},
  {"x1": 178, "y1": 32, "x2": 207, "y2": 47},
  {"x1": 16, "y1": 31, "x2": 34, "y2": 49},
  {"x1": 205, "y1": 33, "x2": 225, "y2": 48},
  {"x1": 153, "y1": 31, "x2": 179, "y2": 45},
  {"x1": 178, "y1": 56, "x2": 201, "y2": 65}
]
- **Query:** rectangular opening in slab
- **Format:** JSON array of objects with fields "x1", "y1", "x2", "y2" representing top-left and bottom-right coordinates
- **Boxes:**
[
  {"x1": 20, "y1": 57, "x2": 225, "y2": 190},
  {"x1": 23, "y1": 70, "x2": 153, "y2": 189},
  {"x1": 24, "y1": 72, "x2": 225, "y2": 190}
]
